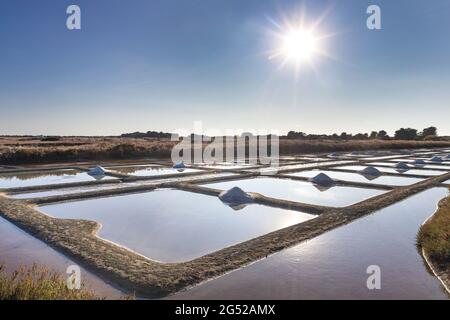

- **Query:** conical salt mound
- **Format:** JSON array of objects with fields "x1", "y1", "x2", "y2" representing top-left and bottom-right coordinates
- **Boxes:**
[
  {"x1": 219, "y1": 187, "x2": 253, "y2": 204},
  {"x1": 395, "y1": 162, "x2": 410, "y2": 170},
  {"x1": 413, "y1": 159, "x2": 426, "y2": 166},
  {"x1": 308, "y1": 173, "x2": 335, "y2": 187},
  {"x1": 88, "y1": 166, "x2": 106, "y2": 176},
  {"x1": 431, "y1": 156, "x2": 443, "y2": 162},
  {"x1": 173, "y1": 162, "x2": 186, "y2": 169},
  {"x1": 360, "y1": 166, "x2": 381, "y2": 177}
]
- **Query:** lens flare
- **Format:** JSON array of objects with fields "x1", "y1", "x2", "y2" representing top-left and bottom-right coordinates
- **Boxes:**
[
  {"x1": 267, "y1": 8, "x2": 336, "y2": 75},
  {"x1": 282, "y1": 29, "x2": 318, "y2": 63}
]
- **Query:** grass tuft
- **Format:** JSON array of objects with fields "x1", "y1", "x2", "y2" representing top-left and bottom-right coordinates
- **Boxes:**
[{"x1": 0, "y1": 264, "x2": 101, "y2": 300}]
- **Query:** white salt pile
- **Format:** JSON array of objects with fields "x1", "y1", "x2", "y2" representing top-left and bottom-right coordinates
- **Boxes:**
[
  {"x1": 308, "y1": 173, "x2": 335, "y2": 187},
  {"x1": 173, "y1": 162, "x2": 186, "y2": 169},
  {"x1": 430, "y1": 156, "x2": 443, "y2": 162},
  {"x1": 360, "y1": 166, "x2": 382, "y2": 177},
  {"x1": 413, "y1": 159, "x2": 426, "y2": 166},
  {"x1": 395, "y1": 162, "x2": 410, "y2": 170},
  {"x1": 88, "y1": 166, "x2": 106, "y2": 176},
  {"x1": 219, "y1": 187, "x2": 253, "y2": 204}
]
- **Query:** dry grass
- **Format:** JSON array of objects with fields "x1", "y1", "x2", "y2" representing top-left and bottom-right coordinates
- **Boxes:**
[
  {"x1": 0, "y1": 264, "x2": 100, "y2": 300},
  {"x1": 0, "y1": 137, "x2": 176, "y2": 164},
  {"x1": 278, "y1": 139, "x2": 450, "y2": 154},
  {"x1": 1, "y1": 136, "x2": 450, "y2": 164}
]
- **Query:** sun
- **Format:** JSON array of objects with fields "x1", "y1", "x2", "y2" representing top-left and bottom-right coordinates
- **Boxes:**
[
  {"x1": 267, "y1": 11, "x2": 335, "y2": 74},
  {"x1": 282, "y1": 29, "x2": 318, "y2": 63}
]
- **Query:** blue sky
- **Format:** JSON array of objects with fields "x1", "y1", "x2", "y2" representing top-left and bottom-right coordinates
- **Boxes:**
[{"x1": 1, "y1": 0, "x2": 449, "y2": 136}]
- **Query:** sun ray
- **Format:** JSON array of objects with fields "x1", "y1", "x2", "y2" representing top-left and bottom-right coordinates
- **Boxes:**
[{"x1": 267, "y1": 6, "x2": 339, "y2": 76}]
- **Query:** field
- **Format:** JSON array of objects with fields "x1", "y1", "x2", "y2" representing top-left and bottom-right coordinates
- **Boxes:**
[{"x1": 1, "y1": 136, "x2": 450, "y2": 164}]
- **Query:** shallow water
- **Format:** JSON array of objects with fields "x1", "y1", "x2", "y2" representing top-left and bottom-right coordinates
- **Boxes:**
[
  {"x1": 251, "y1": 160, "x2": 354, "y2": 175},
  {"x1": 359, "y1": 155, "x2": 406, "y2": 161},
  {"x1": 336, "y1": 165, "x2": 447, "y2": 176},
  {"x1": 39, "y1": 190, "x2": 314, "y2": 262},
  {"x1": 0, "y1": 170, "x2": 114, "y2": 189},
  {"x1": 0, "y1": 216, "x2": 124, "y2": 299},
  {"x1": 375, "y1": 160, "x2": 450, "y2": 170},
  {"x1": 368, "y1": 162, "x2": 450, "y2": 172},
  {"x1": 413, "y1": 157, "x2": 450, "y2": 163},
  {"x1": 204, "y1": 177, "x2": 385, "y2": 207},
  {"x1": 194, "y1": 162, "x2": 256, "y2": 170},
  {"x1": 108, "y1": 166, "x2": 202, "y2": 177},
  {"x1": 286, "y1": 170, "x2": 423, "y2": 186},
  {"x1": 10, "y1": 183, "x2": 129, "y2": 199},
  {"x1": 170, "y1": 188, "x2": 449, "y2": 300}
]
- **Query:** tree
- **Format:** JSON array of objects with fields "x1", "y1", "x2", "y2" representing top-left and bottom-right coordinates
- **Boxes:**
[
  {"x1": 369, "y1": 131, "x2": 378, "y2": 139},
  {"x1": 286, "y1": 131, "x2": 306, "y2": 139},
  {"x1": 354, "y1": 133, "x2": 368, "y2": 140},
  {"x1": 376, "y1": 130, "x2": 389, "y2": 140},
  {"x1": 420, "y1": 126, "x2": 437, "y2": 138},
  {"x1": 394, "y1": 128, "x2": 418, "y2": 140}
]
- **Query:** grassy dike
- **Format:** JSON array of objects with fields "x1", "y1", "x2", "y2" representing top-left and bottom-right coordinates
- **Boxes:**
[{"x1": 417, "y1": 189, "x2": 450, "y2": 294}]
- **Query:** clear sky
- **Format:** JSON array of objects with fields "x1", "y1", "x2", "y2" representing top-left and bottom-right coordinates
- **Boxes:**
[{"x1": 1, "y1": 0, "x2": 449, "y2": 136}]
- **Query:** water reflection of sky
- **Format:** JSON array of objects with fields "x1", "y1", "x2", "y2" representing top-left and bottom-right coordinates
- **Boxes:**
[
  {"x1": 11, "y1": 184, "x2": 127, "y2": 199},
  {"x1": 206, "y1": 177, "x2": 385, "y2": 207},
  {"x1": 0, "y1": 171, "x2": 114, "y2": 189},
  {"x1": 287, "y1": 170, "x2": 423, "y2": 186},
  {"x1": 336, "y1": 165, "x2": 447, "y2": 176},
  {"x1": 170, "y1": 188, "x2": 449, "y2": 300},
  {"x1": 40, "y1": 190, "x2": 314, "y2": 262},
  {"x1": 108, "y1": 166, "x2": 201, "y2": 176}
]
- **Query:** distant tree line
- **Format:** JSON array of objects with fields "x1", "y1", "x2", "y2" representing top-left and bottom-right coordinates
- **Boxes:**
[
  {"x1": 120, "y1": 126, "x2": 442, "y2": 141},
  {"x1": 285, "y1": 126, "x2": 440, "y2": 141},
  {"x1": 121, "y1": 131, "x2": 173, "y2": 139}
]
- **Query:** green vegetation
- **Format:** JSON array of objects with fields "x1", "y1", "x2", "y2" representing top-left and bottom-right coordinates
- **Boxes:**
[
  {"x1": 0, "y1": 264, "x2": 100, "y2": 300},
  {"x1": 287, "y1": 126, "x2": 443, "y2": 141},
  {"x1": 417, "y1": 191, "x2": 450, "y2": 266}
]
